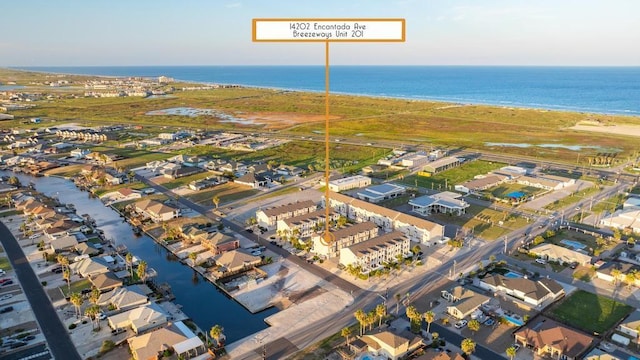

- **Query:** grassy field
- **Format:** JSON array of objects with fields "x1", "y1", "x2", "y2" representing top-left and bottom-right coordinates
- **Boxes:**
[
  {"x1": 184, "y1": 183, "x2": 259, "y2": 207},
  {"x1": 60, "y1": 278, "x2": 92, "y2": 298},
  {"x1": 162, "y1": 172, "x2": 213, "y2": 190},
  {"x1": 4, "y1": 66, "x2": 640, "y2": 164},
  {"x1": 544, "y1": 186, "x2": 600, "y2": 211},
  {"x1": 590, "y1": 193, "x2": 626, "y2": 214},
  {"x1": 0, "y1": 257, "x2": 10, "y2": 271},
  {"x1": 428, "y1": 204, "x2": 528, "y2": 240},
  {"x1": 45, "y1": 164, "x2": 85, "y2": 178},
  {"x1": 550, "y1": 290, "x2": 632, "y2": 334},
  {"x1": 402, "y1": 160, "x2": 505, "y2": 190},
  {"x1": 490, "y1": 183, "x2": 544, "y2": 199}
]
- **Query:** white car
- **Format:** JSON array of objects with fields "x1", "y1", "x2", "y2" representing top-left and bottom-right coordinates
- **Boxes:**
[
  {"x1": 0, "y1": 294, "x2": 13, "y2": 301},
  {"x1": 535, "y1": 258, "x2": 547, "y2": 265},
  {"x1": 29, "y1": 234, "x2": 40, "y2": 239},
  {"x1": 98, "y1": 312, "x2": 107, "y2": 320},
  {"x1": 454, "y1": 320, "x2": 468, "y2": 329}
]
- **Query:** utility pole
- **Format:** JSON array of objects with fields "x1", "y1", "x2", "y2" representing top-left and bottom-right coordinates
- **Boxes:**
[{"x1": 503, "y1": 236, "x2": 508, "y2": 254}]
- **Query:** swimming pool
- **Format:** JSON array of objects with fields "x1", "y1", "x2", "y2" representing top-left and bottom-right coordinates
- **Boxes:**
[
  {"x1": 560, "y1": 239, "x2": 587, "y2": 250},
  {"x1": 504, "y1": 271, "x2": 523, "y2": 278},
  {"x1": 504, "y1": 314, "x2": 524, "y2": 326}
]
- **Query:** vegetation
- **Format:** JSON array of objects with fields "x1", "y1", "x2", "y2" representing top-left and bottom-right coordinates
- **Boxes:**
[
  {"x1": 402, "y1": 160, "x2": 504, "y2": 190},
  {"x1": 551, "y1": 290, "x2": 633, "y2": 334}
]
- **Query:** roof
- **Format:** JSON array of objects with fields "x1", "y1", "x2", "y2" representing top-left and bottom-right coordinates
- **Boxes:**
[
  {"x1": 530, "y1": 243, "x2": 592, "y2": 264},
  {"x1": 261, "y1": 200, "x2": 317, "y2": 217},
  {"x1": 215, "y1": 249, "x2": 261, "y2": 270},
  {"x1": 50, "y1": 235, "x2": 79, "y2": 250},
  {"x1": 362, "y1": 183, "x2": 405, "y2": 196},
  {"x1": 483, "y1": 274, "x2": 558, "y2": 301},
  {"x1": 366, "y1": 331, "x2": 409, "y2": 349},
  {"x1": 515, "y1": 317, "x2": 593, "y2": 358},
  {"x1": 75, "y1": 242, "x2": 100, "y2": 255},
  {"x1": 109, "y1": 303, "x2": 167, "y2": 332},
  {"x1": 462, "y1": 174, "x2": 506, "y2": 190},
  {"x1": 89, "y1": 272, "x2": 123, "y2": 290},
  {"x1": 128, "y1": 322, "x2": 197, "y2": 360},
  {"x1": 619, "y1": 310, "x2": 640, "y2": 332},
  {"x1": 415, "y1": 350, "x2": 466, "y2": 360},
  {"x1": 135, "y1": 199, "x2": 177, "y2": 216},
  {"x1": 172, "y1": 321, "x2": 204, "y2": 354},
  {"x1": 283, "y1": 208, "x2": 337, "y2": 227},
  {"x1": 345, "y1": 231, "x2": 407, "y2": 257},
  {"x1": 330, "y1": 221, "x2": 378, "y2": 240},
  {"x1": 203, "y1": 232, "x2": 237, "y2": 246},
  {"x1": 118, "y1": 188, "x2": 135, "y2": 196},
  {"x1": 448, "y1": 288, "x2": 490, "y2": 314},
  {"x1": 409, "y1": 192, "x2": 468, "y2": 209},
  {"x1": 98, "y1": 285, "x2": 148, "y2": 308},
  {"x1": 235, "y1": 172, "x2": 267, "y2": 184},
  {"x1": 424, "y1": 156, "x2": 460, "y2": 169},
  {"x1": 328, "y1": 192, "x2": 443, "y2": 233},
  {"x1": 69, "y1": 257, "x2": 109, "y2": 276}
]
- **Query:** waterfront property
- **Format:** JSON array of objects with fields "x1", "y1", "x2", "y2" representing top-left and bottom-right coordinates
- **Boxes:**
[
  {"x1": 326, "y1": 192, "x2": 444, "y2": 245},
  {"x1": 107, "y1": 302, "x2": 169, "y2": 335},
  {"x1": 134, "y1": 199, "x2": 180, "y2": 223},
  {"x1": 97, "y1": 285, "x2": 150, "y2": 311},
  {"x1": 213, "y1": 249, "x2": 262, "y2": 274},
  {"x1": 339, "y1": 231, "x2": 411, "y2": 273},
  {"x1": 477, "y1": 274, "x2": 564, "y2": 308},
  {"x1": 276, "y1": 208, "x2": 340, "y2": 239},
  {"x1": 514, "y1": 317, "x2": 594, "y2": 360},
  {"x1": 441, "y1": 286, "x2": 490, "y2": 319},
  {"x1": 326, "y1": 175, "x2": 372, "y2": 192},
  {"x1": 361, "y1": 331, "x2": 424, "y2": 360},
  {"x1": 255, "y1": 200, "x2": 317, "y2": 230},
  {"x1": 127, "y1": 321, "x2": 207, "y2": 360},
  {"x1": 312, "y1": 221, "x2": 378, "y2": 258},
  {"x1": 200, "y1": 232, "x2": 240, "y2": 255},
  {"x1": 408, "y1": 191, "x2": 469, "y2": 216},
  {"x1": 356, "y1": 183, "x2": 406, "y2": 203}
]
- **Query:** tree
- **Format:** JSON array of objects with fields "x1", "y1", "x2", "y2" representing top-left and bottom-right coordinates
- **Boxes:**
[
  {"x1": 125, "y1": 253, "x2": 134, "y2": 279},
  {"x1": 411, "y1": 245, "x2": 421, "y2": 256},
  {"x1": 209, "y1": 324, "x2": 224, "y2": 348},
  {"x1": 69, "y1": 292, "x2": 84, "y2": 319},
  {"x1": 137, "y1": 260, "x2": 148, "y2": 283},
  {"x1": 431, "y1": 332, "x2": 439, "y2": 344},
  {"x1": 57, "y1": 254, "x2": 69, "y2": 269},
  {"x1": 189, "y1": 252, "x2": 198, "y2": 265},
  {"x1": 394, "y1": 293, "x2": 401, "y2": 315},
  {"x1": 626, "y1": 271, "x2": 637, "y2": 289},
  {"x1": 90, "y1": 288, "x2": 101, "y2": 305},
  {"x1": 532, "y1": 235, "x2": 545, "y2": 246},
  {"x1": 424, "y1": 311, "x2": 435, "y2": 333},
  {"x1": 367, "y1": 311, "x2": 376, "y2": 331},
  {"x1": 212, "y1": 196, "x2": 220, "y2": 209},
  {"x1": 406, "y1": 305, "x2": 421, "y2": 332},
  {"x1": 461, "y1": 338, "x2": 476, "y2": 356},
  {"x1": 85, "y1": 304, "x2": 101, "y2": 330},
  {"x1": 8, "y1": 176, "x2": 21, "y2": 187},
  {"x1": 468, "y1": 319, "x2": 481, "y2": 337},
  {"x1": 337, "y1": 216, "x2": 348, "y2": 228},
  {"x1": 506, "y1": 346, "x2": 517, "y2": 360},
  {"x1": 62, "y1": 268, "x2": 72, "y2": 294},
  {"x1": 611, "y1": 268, "x2": 622, "y2": 285},
  {"x1": 354, "y1": 309, "x2": 366, "y2": 336},
  {"x1": 341, "y1": 327, "x2": 352, "y2": 347},
  {"x1": 376, "y1": 303, "x2": 386, "y2": 327}
]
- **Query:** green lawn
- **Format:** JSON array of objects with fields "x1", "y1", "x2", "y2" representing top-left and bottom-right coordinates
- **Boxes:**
[
  {"x1": 428, "y1": 204, "x2": 529, "y2": 241},
  {"x1": 544, "y1": 186, "x2": 600, "y2": 211},
  {"x1": 0, "y1": 210, "x2": 21, "y2": 218},
  {"x1": 162, "y1": 172, "x2": 214, "y2": 190},
  {"x1": 184, "y1": 183, "x2": 259, "y2": 206},
  {"x1": 545, "y1": 229, "x2": 617, "y2": 256},
  {"x1": 0, "y1": 257, "x2": 11, "y2": 271},
  {"x1": 590, "y1": 193, "x2": 626, "y2": 214},
  {"x1": 402, "y1": 160, "x2": 505, "y2": 190},
  {"x1": 490, "y1": 183, "x2": 544, "y2": 200},
  {"x1": 551, "y1": 290, "x2": 632, "y2": 334},
  {"x1": 60, "y1": 278, "x2": 92, "y2": 298}
]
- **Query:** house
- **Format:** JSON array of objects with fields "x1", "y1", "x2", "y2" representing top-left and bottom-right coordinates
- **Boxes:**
[
  {"x1": 600, "y1": 207, "x2": 640, "y2": 234},
  {"x1": 49, "y1": 234, "x2": 80, "y2": 253},
  {"x1": 409, "y1": 192, "x2": 469, "y2": 216},
  {"x1": 595, "y1": 261, "x2": 640, "y2": 285},
  {"x1": 514, "y1": 317, "x2": 594, "y2": 360},
  {"x1": 312, "y1": 221, "x2": 379, "y2": 258},
  {"x1": 478, "y1": 274, "x2": 564, "y2": 308},
  {"x1": 100, "y1": 188, "x2": 142, "y2": 204},
  {"x1": 108, "y1": 303, "x2": 168, "y2": 335},
  {"x1": 200, "y1": 232, "x2": 240, "y2": 254},
  {"x1": 442, "y1": 286, "x2": 491, "y2": 319},
  {"x1": 361, "y1": 331, "x2": 424, "y2": 360},
  {"x1": 400, "y1": 152, "x2": 430, "y2": 169},
  {"x1": 134, "y1": 199, "x2": 180, "y2": 223},
  {"x1": 326, "y1": 192, "x2": 444, "y2": 245},
  {"x1": 277, "y1": 209, "x2": 340, "y2": 239},
  {"x1": 327, "y1": 175, "x2": 372, "y2": 192},
  {"x1": 69, "y1": 257, "x2": 110, "y2": 278},
  {"x1": 357, "y1": 183, "x2": 406, "y2": 203},
  {"x1": 70, "y1": 148, "x2": 90, "y2": 159},
  {"x1": 617, "y1": 311, "x2": 640, "y2": 340},
  {"x1": 234, "y1": 172, "x2": 268, "y2": 188},
  {"x1": 127, "y1": 321, "x2": 207, "y2": 360},
  {"x1": 421, "y1": 157, "x2": 461, "y2": 174},
  {"x1": 339, "y1": 231, "x2": 411, "y2": 273},
  {"x1": 457, "y1": 174, "x2": 508, "y2": 194},
  {"x1": 89, "y1": 272, "x2": 124, "y2": 292},
  {"x1": 214, "y1": 249, "x2": 262, "y2": 273},
  {"x1": 515, "y1": 175, "x2": 575, "y2": 191},
  {"x1": 276, "y1": 164, "x2": 303, "y2": 176},
  {"x1": 256, "y1": 200, "x2": 317, "y2": 230},
  {"x1": 529, "y1": 243, "x2": 592, "y2": 265},
  {"x1": 75, "y1": 242, "x2": 100, "y2": 256},
  {"x1": 97, "y1": 285, "x2": 150, "y2": 311}
]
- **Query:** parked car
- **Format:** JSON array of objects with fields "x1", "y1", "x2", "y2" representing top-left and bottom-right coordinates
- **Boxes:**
[
  {"x1": 570, "y1": 262, "x2": 579, "y2": 269},
  {"x1": 484, "y1": 318, "x2": 496, "y2": 326},
  {"x1": 0, "y1": 294, "x2": 13, "y2": 301},
  {"x1": 98, "y1": 312, "x2": 107, "y2": 320},
  {"x1": 600, "y1": 342, "x2": 614, "y2": 352},
  {"x1": 10, "y1": 341, "x2": 27, "y2": 349},
  {"x1": 111, "y1": 327, "x2": 125, "y2": 335},
  {"x1": 0, "y1": 278, "x2": 11, "y2": 284},
  {"x1": 0, "y1": 280, "x2": 14, "y2": 287},
  {"x1": 0, "y1": 306, "x2": 14, "y2": 313},
  {"x1": 512, "y1": 343, "x2": 521, "y2": 352},
  {"x1": 535, "y1": 258, "x2": 547, "y2": 265},
  {"x1": 23, "y1": 335, "x2": 36, "y2": 342},
  {"x1": 454, "y1": 320, "x2": 468, "y2": 329},
  {"x1": 51, "y1": 266, "x2": 63, "y2": 274},
  {"x1": 28, "y1": 234, "x2": 40, "y2": 239}
]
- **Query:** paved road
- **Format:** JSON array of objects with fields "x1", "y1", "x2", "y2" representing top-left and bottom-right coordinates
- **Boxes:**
[
  {"x1": 0, "y1": 343, "x2": 51, "y2": 360},
  {"x1": 0, "y1": 222, "x2": 81, "y2": 360}
]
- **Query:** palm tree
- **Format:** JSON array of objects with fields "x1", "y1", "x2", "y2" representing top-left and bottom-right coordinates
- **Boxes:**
[
  {"x1": 461, "y1": 338, "x2": 476, "y2": 356},
  {"x1": 354, "y1": 309, "x2": 366, "y2": 336},
  {"x1": 626, "y1": 271, "x2": 636, "y2": 289},
  {"x1": 137, "y1": 260, "x2": 148, "y2": 283},
  {"x1": 424, "y1": 311, "x2": 435, "y2": 333},
  {"x1": 209, "y1": 324, "x2": 224, "y2": 348},
  {"x1": 431, "y1": 332, "x2": 439, "y2": 344},
  {"x1": 611, "y1": 268, "x2": 622, "y2": 285},
  {"x1": 62, "y1": 268, "x2": 71, "y2": 294},
  {"x1": 468, "y1": 319, "x2": 481, "y2": 337},
  {"x1": 189, "y1": 252, "x2": 198, "y2": 265},
  {"x1": 341, "y1": 327, "x2": 352, "y2": 347},
  {"x1": 125, "y1": 253, "x2": 134, "y2": 279},
  {"x1": 212, "y1": 195, "x2": 220, "y2": 209},
  {"x1": 57, "y1": 254, "x2": 69, "y2": 269},
  {"x1": 85, "y1": 304, "x2": 102, "y2": 330},
  {"x1": 406, "y1": 305, "x2": 421, "y2": 332},
  {"x1": 69, "y1": 292, "x2": 84, "y2": 319},
  {"x1": 376, "y1": 303, "x2": 386, "y2": 327},
  {"x1": 394, "y1": 293, "x2": 401, "y2": 315},
  {"x1": 506, "y1": 346, "x2": 517, "y2": 360}
]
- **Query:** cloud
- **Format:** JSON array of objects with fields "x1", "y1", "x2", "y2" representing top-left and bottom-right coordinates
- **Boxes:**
[{"x1": 225, "y1": 2, "x2": 242, "y2": 8}]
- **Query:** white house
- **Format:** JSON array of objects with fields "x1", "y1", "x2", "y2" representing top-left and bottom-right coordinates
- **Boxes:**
[
  {"x1": 70, "y1": 148, "x2": 90, "y2": 159},
  {"x1": 442, "y1": 286, "x2": 491, "y2": 320},
  {"x1": 357, "y1": 183, "x2": 406, "y2": 203},
  {"x1": 134, "y1": 199, "x2": 180, "y2": 223},
  {"x1": 327, "y1": 175, "x2": 372, "y2": 192},
  {"x1": 256, "y1": 200, "x2": 317, "y2": 230},
  {"x1": 478, "y1": 274, "x2": 564, "y2": 308},
  {"x1": 312, "y1": 221, "x2": 378, "y2": 258},
  {"x1": 409, "y1": 191, "x2": 469, "y2": 216},
  {"x1": 339, "y1": 231, "x2": 411, "y2": 273},
  {"x1": 107, "y1": 303, "x2": 168, "y2": 334},
  {"x1": 529, "y1": 243, "x2": 592, "y2": 265}
]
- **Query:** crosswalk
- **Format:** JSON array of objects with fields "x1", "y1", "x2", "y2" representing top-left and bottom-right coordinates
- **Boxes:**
[{"x1": 18, "y1": 349, "x2": 51, "y2": 360}]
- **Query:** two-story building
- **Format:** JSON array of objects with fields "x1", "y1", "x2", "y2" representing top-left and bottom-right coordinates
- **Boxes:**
[
  {"x1": 312, "y1": 221, "x2": 378, "y2": 258},
  {"x1": 256, "y1": 200, "x2": 317, "y2": 230},
  {"x1": 339, "y1": 231, "x2": 411, "y2": 273}
]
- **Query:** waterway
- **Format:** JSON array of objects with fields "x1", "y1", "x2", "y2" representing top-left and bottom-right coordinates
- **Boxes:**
[{"x1": 1, "y1": 171, "x2": 277, "y2": 343}]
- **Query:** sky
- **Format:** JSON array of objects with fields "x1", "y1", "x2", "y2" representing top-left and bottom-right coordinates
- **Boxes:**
[{"x1": 2, "y1": 0, "x2": 639, "y2": 66}]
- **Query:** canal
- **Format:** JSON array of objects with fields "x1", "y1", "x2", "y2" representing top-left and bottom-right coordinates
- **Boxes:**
[{"x1": 2, "y1": 171, "x2": 277, "y2": 343}]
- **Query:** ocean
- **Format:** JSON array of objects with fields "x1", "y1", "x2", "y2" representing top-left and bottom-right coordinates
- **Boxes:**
[{"x1": 17, "y1": 65, "x2": 640, "y2": 116}]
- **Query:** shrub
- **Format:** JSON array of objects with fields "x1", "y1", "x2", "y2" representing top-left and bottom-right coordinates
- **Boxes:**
[
  {"x1": 68, "y1": 323, "x2": 77, "y2": 330},
  {"x1": 41, "y1": 281, "x2": 47, "y2": 286},
  {"x1": 100, "y1": 340, "x2": 115, "y2": 354}
]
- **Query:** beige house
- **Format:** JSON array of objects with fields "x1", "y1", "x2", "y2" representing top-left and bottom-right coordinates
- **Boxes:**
[
  {"x1": 514, "y1": 317, "x2": 593, "y2": 360},
  {"x1": 478, "y1": 274, "x2": 564, "y2": 308},
  {"x1": 326, "y1": 192, "x2": 444, "y2": 245},
  {"x1": 276, "y1": 208, "x2": 340, "y2": 239},
  {"x1": 134, "y1": 199, "x2": 179, "y2": 223},
  {"x1": 530, "y1": 243, "x2": 592, "y2": 265},
  {"x1": 108, "y1": 303, "x2": 168, "y2": 335},
  {"x1": 128, "y1": 321, "x2": 207, "y2": 360},
  {"x1": 89, "y1": 272, "x2": 123, "y2": 292},
  {"x1": 255, "y1": 200, "x2": 317, "y2": 230},
  {"x1": 97, "y1": 286, "x2": 149, "y2": 311},
  {"x1": 339, "y1": 231, "x2": 411, "y2": 272},
  {"x1": 214, "y1": 249, "x2": 261, "y2": 273},
  {"x1": 327, "y1": 175, "x2": 372, "y2": 192},
  {"x1": 443, "y1": 286, "x2": 490, "y2": 319},
  {"x1": 361, "y1": 331, "x2": 424, "y2": 360},
  {"x1": 312, "y1": 221, "x2": 378, "y2": 258}
]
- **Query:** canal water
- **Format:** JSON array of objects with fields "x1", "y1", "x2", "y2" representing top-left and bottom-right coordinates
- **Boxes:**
[{"x1": 2, "y1": 171, "x2": 277, "y2": 342}]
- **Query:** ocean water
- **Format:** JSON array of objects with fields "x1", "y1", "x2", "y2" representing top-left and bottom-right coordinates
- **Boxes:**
[{"x1": 17, "y1": 65, "x2": 640, "y2": 116}]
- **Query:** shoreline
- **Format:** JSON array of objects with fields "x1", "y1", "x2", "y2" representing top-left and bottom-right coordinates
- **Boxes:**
[{"x1": 4, "y1": 66, "x2": 640, "y2": 117}]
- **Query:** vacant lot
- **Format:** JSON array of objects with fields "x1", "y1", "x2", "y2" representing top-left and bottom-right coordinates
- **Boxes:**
[
  {"x1": 428, "y1": 204, "x2": 528, "y2": 241},
  {"x1": 550, "y1": 290, "x2": 632, "y2": 334},
  {"x1": 402, "y1": 160, "x2": 505, "y2": 190},
  {"x1": 185, "y1": 183, "x2": 259, "y2": 207}
]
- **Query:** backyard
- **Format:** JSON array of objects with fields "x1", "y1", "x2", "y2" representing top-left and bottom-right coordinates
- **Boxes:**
[{"x1": 550, "y1": 290, "x2": 633, "y2": 334}]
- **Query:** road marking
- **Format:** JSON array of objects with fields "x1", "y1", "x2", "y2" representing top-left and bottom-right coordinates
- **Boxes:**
[{"x1": 19, "y1": 350, "x2": 50, "y2": 360}]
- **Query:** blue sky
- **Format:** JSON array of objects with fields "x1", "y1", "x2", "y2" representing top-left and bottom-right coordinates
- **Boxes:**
[{"x1": 2, "y1": 0, "x2": 639, "y2": 66}]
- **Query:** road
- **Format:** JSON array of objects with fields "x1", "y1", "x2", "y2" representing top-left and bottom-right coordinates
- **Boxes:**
[
  {"x1": 0, "y1": 222, "x2": 81, "y2": 360},
  {"x1": 0, "y1": 343, "x2": 51, "y2": 360}
]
